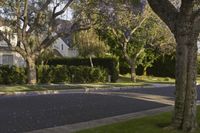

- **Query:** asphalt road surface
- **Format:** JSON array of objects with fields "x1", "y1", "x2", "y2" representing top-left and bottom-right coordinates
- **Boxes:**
[
  {"x1": 105, "y1": 86, "x2": 200, "y2": 100},
  {"x1": 0, "y1": 86, "x2": 199, "y2": 133}
]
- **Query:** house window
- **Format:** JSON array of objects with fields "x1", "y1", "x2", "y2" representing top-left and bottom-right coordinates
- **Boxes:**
[
  {"x1": 2, "y1": 55, "x2": 13, "y2": 66},
  {"x1": 61, "y1": 44, "x2": 64, "y2": 50}
]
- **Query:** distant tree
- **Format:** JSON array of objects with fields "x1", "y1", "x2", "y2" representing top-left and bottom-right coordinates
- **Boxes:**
[
  {"x1": 73, "y1": 28, "x2": 109, "y2": 57},
  {"x1": 96, "y1": 1, "x2": 149, "y2": 82},
  {"x1": 0, "y1": 0, "x2": 93, "y2": 84},
  {"x1": 137, "y1": 9, "x2": 176, "y2": 75},
  {"x1": 98, "y1": 2, "x2": 175, "y2": 81},
  {"x1": 147, "y1": 0, "x2": 200, "y2": 131}
]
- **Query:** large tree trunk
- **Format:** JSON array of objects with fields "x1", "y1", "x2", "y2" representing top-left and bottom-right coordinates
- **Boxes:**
[
  {"x1": 173, "y1": 31, "x2": 198, "y2": 131},
  {"x1": 146, "y1": 0, "x2": 200, "y2": 132},
  {"x1": 26, "y1": 56, "x2": 37, "y2": 84}
]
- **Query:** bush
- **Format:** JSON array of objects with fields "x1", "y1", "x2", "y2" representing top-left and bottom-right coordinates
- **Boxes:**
[
  {"x1": 69, "y1": 66, "x2": 107, "y2": 83},
  {"x1": 147, "y1": 55, "x2": 175, "y2": 78},
  {"x1": 47, "y1": 57, "x2": 119, "y2": 82},
  {"x1": 0, "y1": 65, "x2": 26, "y2": 84},
  {"x1": 37, "y1": 65, "x2": 107, "y2": 84},
  {"x1": 197, "y1": 56, "x2": 200, "y2": 75},
  {"x1": 119, "y1": 59, "x2": 144, "y2": 76},
  {"x1": 37, "y1": 65, "x2": 53, "y2": 84}
]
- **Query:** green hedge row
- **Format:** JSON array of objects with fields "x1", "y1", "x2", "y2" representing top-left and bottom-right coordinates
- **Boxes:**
[
  {"x1": 119, "y1": 55, "x2": 175, "y2": 78},
  {"x1": 0, "y1": 65, "x2": 27, "y2": 84},
  {"x1": 0, "y1": 65, "x2": 108, "y2": 84},
  {"x1": 47, "y1": 57, "x2": 119, "y2": 82},
  {"x1": 147, "y1": 55, "x2": 200, "y2": 78},
  {"x1": 147, "y1": 55, "x2": 176, "y2": 78},
  {"x1": 37, "y1": 65, "x2": 108, "y2": 84}
]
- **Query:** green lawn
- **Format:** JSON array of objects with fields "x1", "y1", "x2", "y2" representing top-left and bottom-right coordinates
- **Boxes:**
[
  {"x1": 120, "y1": 74, "x2": 175, "y2": 84},
  {"x1": 3, "y1": 75, "x2": 200, "y2": 93},
  {"x1": 76, "y1": 107, "x2": 200, "y2": 133}
]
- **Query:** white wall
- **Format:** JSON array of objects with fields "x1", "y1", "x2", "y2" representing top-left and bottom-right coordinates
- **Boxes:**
[
  {"x1": 0, "y1": 51, "x2": 25, "y2": 67},
  {"x1": 52, "y1": 38, "x2": 78, "y2": 57}
]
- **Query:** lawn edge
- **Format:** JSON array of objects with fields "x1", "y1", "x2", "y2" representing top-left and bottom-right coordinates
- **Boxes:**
[
  {"x1": 27, "y1": 106, "x2": 173, "y2": 133},
  {"x1": 0, "y1": 84, "x2": 175, "y2": 97}
]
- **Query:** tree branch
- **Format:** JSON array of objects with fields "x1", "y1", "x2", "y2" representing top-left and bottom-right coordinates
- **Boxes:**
[
  {"x1": 53, "y1": 0, "x2": 74, "y2": 19},
  {"x1": 192, "y1": 9, "x2": 200, "y2": 33},
  {"x1": 22, "y1": 0, "x2": 28, "y2": 34},
  {"x1": 28, "y1": 0, "x2": 52, "y2": 34},
  {"x1": 147, "y1": 0, "x2": 178, "y2": 33},
  {"x1": 0, "y1": 31, "x2": 26, "y2": 57}
]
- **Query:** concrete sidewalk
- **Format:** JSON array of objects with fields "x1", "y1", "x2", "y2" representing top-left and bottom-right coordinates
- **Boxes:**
[{"x1": 27, "y1": 106, "x2": 173, "y2": 133}]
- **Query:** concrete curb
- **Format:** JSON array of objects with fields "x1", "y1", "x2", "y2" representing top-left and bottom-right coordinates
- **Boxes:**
[
  {"x1": 27, "y1": 106, "x2": 173, "y2": 133},
  {"x1": 0, "y1": 84, "x2": 175, "y2": 97}
]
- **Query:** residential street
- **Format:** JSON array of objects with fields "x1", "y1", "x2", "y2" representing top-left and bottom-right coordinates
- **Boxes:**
[{"x1": 0, "y1": 86, "x2": 199, "y2": 133}]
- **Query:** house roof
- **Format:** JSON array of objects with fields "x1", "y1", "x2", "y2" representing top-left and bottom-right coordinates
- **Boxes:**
[
  {"x1": 54, "y1": 19, "x2": 73, "y2": 48},
  {"x1": 0, "y1": 18, "x2": 74, "y2": 48},
  {"x1": 61, "y1": 36, "x2": 73, "y2": 48}
]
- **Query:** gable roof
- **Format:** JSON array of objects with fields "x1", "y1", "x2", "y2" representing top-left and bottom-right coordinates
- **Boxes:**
[{"x1": 54, "y1": 19, "x2": 73, "y2": 48}]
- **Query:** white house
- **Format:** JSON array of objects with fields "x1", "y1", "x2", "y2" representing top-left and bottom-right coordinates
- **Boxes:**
[
  {"x1": 0, "y1": 26, "x2": 78, "y2": 67},
  {"x1": 198, "y1": 40, "x2": 200, "y2": 53},
  {"x1": 52, "y1": 37, "x2": 78, "y2": 57}
]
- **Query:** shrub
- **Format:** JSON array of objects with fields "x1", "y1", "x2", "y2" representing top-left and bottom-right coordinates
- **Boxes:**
[
  {"x1": 37, "y1": 65, "x2": 52, "y2": 84},
  {"x1": 37, "y1": 65, "x2": 70, "y2": 84},
  {"x1": 69, "y1": 66, "x2": 107, "y2": 83},
  {"x1": 197, "y1": 56, "x2": 200, "y2": 75},
  {"x1": 147, "y1": 55, "x2": 175, "y2": 78},
  {"x1": 0, "y1": 65, "x2": 26, "y2": 84},
  {"x1": 0, "y1": 65, "x2": 108, "y2": 85},
  {"x1": 119, "y1": 60, "x2": 144, "y2": 76},
  {"x1": 47, "y1": 57, "x2": 119, "y2": 82},
  {"x1": 51, "y1": 65, "x2": 69, "y2": 83},
  {"x1": 37, "y1": 65, "x2": 107, "y2": 84}
]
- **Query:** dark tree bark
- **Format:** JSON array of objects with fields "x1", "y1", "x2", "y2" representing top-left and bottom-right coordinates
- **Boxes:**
[{"x1": 147, "y1": 0, "x2": 200, "y2": 132}]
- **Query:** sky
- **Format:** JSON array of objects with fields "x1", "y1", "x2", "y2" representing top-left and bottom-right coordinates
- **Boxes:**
[{"x1": 49, "y1": 2, "x2": 73, "y2": 20}]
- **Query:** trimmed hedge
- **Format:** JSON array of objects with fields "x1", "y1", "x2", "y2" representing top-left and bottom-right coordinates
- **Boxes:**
[
  {"x1": 47, "y1": 57, "x2": 119, "y2": 82},
  {"x1": 197, "y1": 56, "x2": 200, "y2": 75},
  {"x1": 147, "y1": 55, "x2": 175, "y2": 78},
  {"x1": 119, "y1": 55, "x2": 176, "y2": 78},
  {"x1": 37, "y1": 65, "x2": 108, "y2": 84},
  {"x1": 0, "y1": 65, "x2": 108, "y2": 84},
  {"x1": 0, "y1": 65, "x2": 26, "y2": 84},
  {"x1": 119, "y1": 58, "x2": 143, "y2": 75}
]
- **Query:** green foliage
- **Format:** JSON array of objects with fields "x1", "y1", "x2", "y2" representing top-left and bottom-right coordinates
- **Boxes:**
[
  {"x1": 37, "y1": 65, "x2": 107, "y2": 84},
  {"x1": 38, "y1": 65, "x2": 70, "y2": 84},
  {"x1": 77, "y1": 106, "x2": 200, "y2": 133},
  {"x1": 137, "y1": 48, "x2": 160, "y2": 75},
  {"x1": 119, "y1": 59, "x2": 144, "y2": 75},
  {"x1": 0, "y1": 65, "x2": 26, "y2": 84},
  {"x1": 197, "y1": 56, "x2": 200, "y2": 74},
  {"x1": 47, "y1": 57, "x2": 119, "y2": 82},
  {"x1": 120, "y1": 54, "x2": 176, "y2": 78},
  {"x1": 147, "y1": 55, "x2": 175, "y2": 78},
  {"x1": 37, "y1": 65, "x2": 53, "y2": 84},
  {"x1": 69, "y1": 66, "x2": 107, "y2": 83},
  {"x1": 37, "y1": 48, "x2": 58, "y2": 65},
  {"x1": 73, "y1": 29, "x2": 109, "y2": 57}
]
